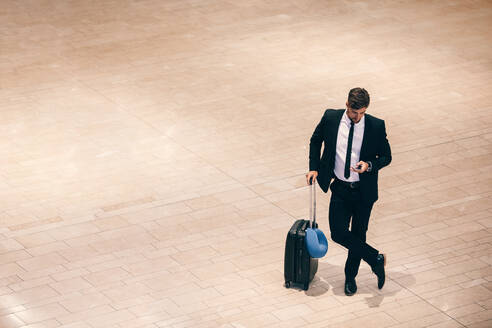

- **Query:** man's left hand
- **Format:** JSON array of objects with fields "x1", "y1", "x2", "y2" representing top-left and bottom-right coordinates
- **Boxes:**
[{"x1": 350, "y1": 161, "x2": 369, "y2": 173}]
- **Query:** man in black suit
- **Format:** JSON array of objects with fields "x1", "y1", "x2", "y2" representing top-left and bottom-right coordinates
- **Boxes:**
[{"x1": 306, "y1": 88, "x2": 392, "y2": 296}]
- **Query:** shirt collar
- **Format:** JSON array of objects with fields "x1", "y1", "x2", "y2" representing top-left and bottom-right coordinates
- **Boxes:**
[{"x1": 343, "y1": 110, "x2": 365, "y2": 127}]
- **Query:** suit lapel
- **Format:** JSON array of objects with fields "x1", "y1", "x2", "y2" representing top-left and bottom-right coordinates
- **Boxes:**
[
  {"x1": 330, "y1": 110, "x2": 345, "y2": 150},
  {"x1": 327, "y1": 110, "x2": 345, "y2": 169},
  {"x1": 360, "y1": 114, "x2": 372, "y2": 159}
]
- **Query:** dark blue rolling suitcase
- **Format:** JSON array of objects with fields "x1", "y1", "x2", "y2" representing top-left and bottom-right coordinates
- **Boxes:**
[{"x1": 283, "y1": 182, "x2": 319, "y2": 290}]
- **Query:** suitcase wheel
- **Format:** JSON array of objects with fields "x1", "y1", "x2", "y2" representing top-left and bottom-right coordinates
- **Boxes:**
[
  {"x1": 285, "y1": 281, "x2": 291, "y2": 288},
  {"x1": 303, "y1": 283, "x2": 309, "y2": 290}
]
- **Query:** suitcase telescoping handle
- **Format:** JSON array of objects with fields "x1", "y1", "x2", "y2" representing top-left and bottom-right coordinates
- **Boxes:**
[{"x1": 309, "y1": 178, "x2": 316, "y2": 228}]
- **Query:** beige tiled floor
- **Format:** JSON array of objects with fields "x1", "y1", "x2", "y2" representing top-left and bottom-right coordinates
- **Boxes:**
[{"x1": 1, "y1": 0, "x2": 492, "y2": 327}]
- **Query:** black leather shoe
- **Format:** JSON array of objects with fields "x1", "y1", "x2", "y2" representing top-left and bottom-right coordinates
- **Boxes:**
[
  {"x1": 344, "y1": 279, "x2": 357, "y2": 296},
  {"x1": 372, "y1": 254, "x2": 386, "y2": 289}
]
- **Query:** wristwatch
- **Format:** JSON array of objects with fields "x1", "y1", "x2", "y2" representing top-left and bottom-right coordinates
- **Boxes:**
[{"x1": 367, "y1": 161, "x2": 373, "y2": 172}]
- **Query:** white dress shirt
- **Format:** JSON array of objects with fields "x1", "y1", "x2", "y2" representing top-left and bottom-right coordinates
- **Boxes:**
[{"x1": 334, "y1": 111, "x2": 365, "y2": 182}]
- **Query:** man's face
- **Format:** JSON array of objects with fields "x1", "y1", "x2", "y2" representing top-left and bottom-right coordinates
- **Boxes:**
[{"x1": 346, "y1": 102, "x2": 367, "y2": 124}]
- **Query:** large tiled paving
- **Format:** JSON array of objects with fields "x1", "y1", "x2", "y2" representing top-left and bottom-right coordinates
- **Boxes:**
[{"x1": 1, "y1": 0, "x2": 492, "y2": 327}]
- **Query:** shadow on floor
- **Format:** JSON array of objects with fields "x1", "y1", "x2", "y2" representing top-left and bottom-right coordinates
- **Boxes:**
[{"x1": 283, "y1": 261, "x2": 416, "y2": 307}]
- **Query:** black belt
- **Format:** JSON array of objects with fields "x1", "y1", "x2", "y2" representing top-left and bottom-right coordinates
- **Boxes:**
[{"x1": 334, "y1": 177, "x2": 360, "y2": 189}]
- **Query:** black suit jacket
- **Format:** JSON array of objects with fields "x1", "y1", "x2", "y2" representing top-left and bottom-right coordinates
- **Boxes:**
[{"x1": 309, "y1": 109, "x2": 392, "y2": 203}]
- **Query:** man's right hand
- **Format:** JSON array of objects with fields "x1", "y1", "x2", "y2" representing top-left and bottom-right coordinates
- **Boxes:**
[{"x1": 306, "y1": 171, "x2": 318, "y2": 185}]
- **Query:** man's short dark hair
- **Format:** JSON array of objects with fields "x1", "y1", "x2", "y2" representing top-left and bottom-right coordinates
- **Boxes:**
[{"x1": 348, "y1": 88, "x2": 370, "y2": 109}]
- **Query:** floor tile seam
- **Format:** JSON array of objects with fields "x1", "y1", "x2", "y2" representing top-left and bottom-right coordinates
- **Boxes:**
[
  {"x1": 5, "y1": 297, "x2": 85, "y2": 322},
  {"x1": 3, "y1": 214, "x2": 100, "y2": 239},
  {"x1": 451, "y1": 241, "x2": 492, "y2": 256},
  {"x1": 88, "y1": 182, "x2": 277, "y2": 221},
  {"x1": 389, "y1": 142, "x2": 465, "y2": 156},
  {"x1": 385, "y1": 311, "x2": 465, "y2": 328},
  {"x1": 420, "y1": 225, "x2": 488, "y2": 243},
  {"x1": 375, "y1": 194, "x2": 486, "y2": 223},
  {"x1": 390, "y1": 138, "x2": 467, "y2": 153}
]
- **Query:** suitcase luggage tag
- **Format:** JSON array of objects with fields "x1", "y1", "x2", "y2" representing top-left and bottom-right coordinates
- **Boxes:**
[{"x1": 305, "y1": 179, "x2": 328, "y2": 258}]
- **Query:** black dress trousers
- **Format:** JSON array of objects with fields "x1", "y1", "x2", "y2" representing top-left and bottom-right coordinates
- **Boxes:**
[{"x1": 329, "y1": 180, "x2": 379, "y2": 279}]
